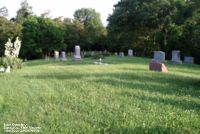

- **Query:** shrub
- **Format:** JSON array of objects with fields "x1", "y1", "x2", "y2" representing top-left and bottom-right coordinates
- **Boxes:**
[
  {"x1": 92, "y1": 54, "x2": 105, "y2": 59},
  {"x1": 84, "y1": 53, "x2": 92, "y2": 58},
  {"x1": 0, "y1": 57, "x2": 23, "y2": 69}
]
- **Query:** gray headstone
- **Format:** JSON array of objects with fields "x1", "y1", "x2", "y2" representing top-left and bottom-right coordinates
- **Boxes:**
[
  {"x1": 74, "y1": 45, "x2": 81, "y2": 60},
  {"x1": 128, "y1": 49, "x2": 133, "y2": 56},
  {"x1": 91, "y1": 51, "x2": 95, "y2": 56},
  {"x1": 171, "y1": 50, "x2": 182, "y2": 64},
  {"x1": 184, "y1": 56, "x2": 194, "y2": 64},
  {"x1": 45, "y1": 55, "x2": 49, "y2": 61},
  {"x1": 153, "y1": 51, "x2": 165, "y2": 63},
  {"x1": 119, "y1": 52, "x2": 124, "y2": 57},
  {"x1": 61, "y1": 51, "x2": 67, "y2": 61},
  {"x1": 54, "y1": 51, "x2": 59, "y2": 60},
  {"x1": 114, "y1": 52, "x2": 118, "y2": 56}
]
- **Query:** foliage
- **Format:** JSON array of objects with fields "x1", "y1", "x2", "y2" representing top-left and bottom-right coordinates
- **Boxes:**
[
  {"x1": 16, "y1": 0, "x2": 33, "y2": 23},
  {"x1": 107, "y1": 0, "x2": 200, "y2": 63},
  {"x1": 21, "y1": 16, "x2": 65, "y2": 59},
  {"x1": 0, "y1": 57, "x2": 199, "y2": 133},
  {"x1": 92, "y1": 54, "x2": 104, "y2": 59},
  {"x1": 0, "y1": 16, "x2": 22, "y2": 56},
  {"x1": 73, "y1": 8, "x2": 107, "y2": 51},
  {"x1": 0, "y1": 57, "x2": 23, "y2": 69},
  {"x1": 0, "y1": 0, "x2": 199, "y2": 63}
]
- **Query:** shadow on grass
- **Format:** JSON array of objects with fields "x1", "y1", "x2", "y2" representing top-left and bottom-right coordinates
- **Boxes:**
[
  {"x1": 24, "y1": 70, "x2": 200, "y2": 111},
  {"x1": 25, "y1": 59, "x2": 94, "y2": 67},
  {"x1": 120, "y1": 91, "x2": 200, "y2": 111}
]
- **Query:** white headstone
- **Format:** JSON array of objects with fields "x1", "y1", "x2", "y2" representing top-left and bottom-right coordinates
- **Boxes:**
[
  {"x1": 4, "y1": 38, "x2": 12, "y2": 57},
  {"x1": 184, "y1": 56, "x2": 194, "y2": 64},
  {"x1": 4, "y1": 37, "x2": 21, "y2": 58},
  {"x1": 153, "y1": 51, "x2": 165, "y2": 63},
  {"x1": 54, "y1": 51, "x2": 59, "y2": 60},
  {"x1": 114, "y1": 52, "x2": 118, "y2": 56},
  {"x1": 171, "y1": 50, "x2": 182, "y2": 64},
  {"x1": 74, "y1": 45, "x2": 81, "y2": 60},
  {"x1": 5, "y1": 66, "x2": 10, "y2": 73},
  {"x1": 128, "y1": 49, "x2": 133, "y2": 57},
  {"x1": 0, "y1": 67, "x2": 5, "y2": 72},
  {"x1": 61, "y1": 51, "x2": 67, "y2": 61},
  {"x1": 13, "y1": 37, "x2": 21, "y2": 57}
]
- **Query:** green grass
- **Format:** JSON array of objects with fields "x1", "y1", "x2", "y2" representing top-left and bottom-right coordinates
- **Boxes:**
[{"x1": 0, "y1": 56, "x2": 200, "y2": 134}]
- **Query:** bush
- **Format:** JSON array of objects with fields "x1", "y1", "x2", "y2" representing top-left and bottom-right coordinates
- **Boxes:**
[
  {"x1": 102, "y1": 52, "x2": 111, "y2": 57},
  {"x1": 84, "y1": 53, "x2": 92, "y2": 58},
  {"x1": 92, "y1": 54, "x2": 105, "y2": 59},
  {"x1": 0, "y1": 57, "x2": 23, "y2": 69}
]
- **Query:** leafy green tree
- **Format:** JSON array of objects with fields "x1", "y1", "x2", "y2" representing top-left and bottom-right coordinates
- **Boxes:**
[
  {"x1": 107, "y1": 0, "x2": 177, "y2": 54},
  {"x1": 21, "y1": 16, "x2": 65, "y2": 59},
  {"x1": 107, "y1": 0, "x2": 200, "y2": 62},
  {"x1": 73, "y1": 8, "x2": 106, "y2": 50},
  {"x1": 63, "y1": 18, "x2": 84, "y2": 51},
  {"x1": 16, "y1": 0, "x2": 33, "y2": 23}
]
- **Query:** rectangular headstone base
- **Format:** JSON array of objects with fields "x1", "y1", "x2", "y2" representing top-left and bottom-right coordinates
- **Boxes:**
[{"x1": 171, "y1": 60, "x2": 182, "y2": 64}]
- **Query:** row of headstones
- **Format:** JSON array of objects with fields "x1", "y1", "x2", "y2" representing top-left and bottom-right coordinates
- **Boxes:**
[
  {"x1": 49, "y1": 45, "x2": 82, "y2": 61},
  {"x1": 150, "y1": 50, "x2": 194, "y2": 73},
  {"x1": 153, "y1": 50, "x2": 194, "y2": 64},
  {"x1": 115, "y1": 49, "x2": 134, "y2": 57},
  {"x1": 50, "y1": 46, "x2": 134, "y2": 61}
]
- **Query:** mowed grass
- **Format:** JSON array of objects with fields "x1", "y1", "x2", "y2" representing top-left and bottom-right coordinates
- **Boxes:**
[{"x1": 0, "y1": 56, "x2": 200, "y2": 134}]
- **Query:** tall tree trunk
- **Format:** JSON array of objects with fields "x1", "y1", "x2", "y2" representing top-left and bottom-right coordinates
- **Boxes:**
[{"x1": 163, "y1": 28, "x2": 168, "y2": 51}]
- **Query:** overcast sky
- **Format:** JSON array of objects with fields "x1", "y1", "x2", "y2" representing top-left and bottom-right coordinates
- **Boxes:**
[{"x1": 0, "y1": 0, "x2": 120, "y2": 25}]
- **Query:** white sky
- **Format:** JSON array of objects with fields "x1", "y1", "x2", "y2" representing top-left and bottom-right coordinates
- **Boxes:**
[{"x1": 0, "y1": 0, "x2": 120, "y2": 25}]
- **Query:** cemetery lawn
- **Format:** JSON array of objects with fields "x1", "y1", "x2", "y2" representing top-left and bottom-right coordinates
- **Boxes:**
[{"x1": 0, "y1": 56, "x2": 200, "y2": 134}]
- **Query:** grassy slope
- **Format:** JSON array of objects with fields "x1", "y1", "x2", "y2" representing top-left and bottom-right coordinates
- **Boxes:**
[{"x1": 0, "y1": 56, "x2": 199, "y2": 134}]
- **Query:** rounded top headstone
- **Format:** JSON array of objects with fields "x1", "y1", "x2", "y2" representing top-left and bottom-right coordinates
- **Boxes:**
[{"x1": 75, "y1": 45, "x2": 80, "y2": 49}]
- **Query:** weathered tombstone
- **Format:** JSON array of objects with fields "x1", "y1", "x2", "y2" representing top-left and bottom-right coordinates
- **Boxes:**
[
  {"x1": 13, "y1": 37, "x2": 21, "y2": 57},
  {"x1": 83, "y1": 51, "x2": 87, "y2": 56},
  {"x1": 91, "y1": 51, "x2": 95, "y2": 56},
  {"x1": 61, "y1": 51, "x2": 67, "y2": 61},
  {"x1": 171, "y1": 50, "x2": 182, "y2": 64},
  {"x1": 128, "y1": 49, "x2": 133, "y2": 57},
  {"x1": 81, "y1": 51, "x2": 85, "y2": 58},
  {"x1": 184, "y1": 56, "x2": 194, "y2": 64},
  {"x1": 54, "y1": 51, "x2": 59, "y2": 60},
  {"x1": 153, "y1": 51, "x2": 165, "y2": 63},
  {"x1": 45, "y1": 55, "x2": 49, "y2": 61},
  {"x1": 4, "y1": 37, "x2": 21, "y2": 58},
  {"x1": 4, "y1": 39, "x2": 13, "y2": 57},
  {"x1": 114, "y1": 52, "x2": 118, "y2": 56},
  {"x1": 74, "y1": 45, "x2": 81, "y2": 60},
  {"x1": 149, "y1": 60, "x2": 168, "y2": 73},
  {"x1": 119, "y1": 52, "x2": 124, "y2": 57}
]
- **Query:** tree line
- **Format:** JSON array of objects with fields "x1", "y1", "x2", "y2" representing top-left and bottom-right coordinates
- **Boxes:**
[{"x1": 0, "y1": 0, "x2": 199, "y2": 63}]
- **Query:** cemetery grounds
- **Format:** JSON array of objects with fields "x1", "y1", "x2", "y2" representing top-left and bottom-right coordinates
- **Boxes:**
[{"x1": 0, "y1": 56, "x2": 199, "y2": 133}]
